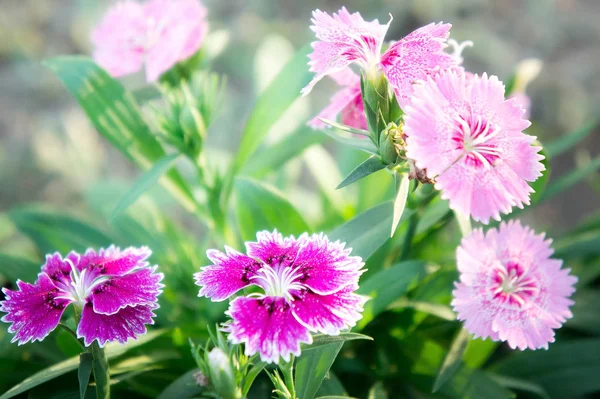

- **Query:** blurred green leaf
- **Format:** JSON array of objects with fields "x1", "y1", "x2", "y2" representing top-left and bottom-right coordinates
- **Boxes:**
[
  {"x1": 337, "y1": 156, "x2": 385, "y2": 189},
  {"x1": 8, "y1": 206, "x2": 113, "y2": 255},
  {"x1": 541, "y1": 153, "x2": 600, "y2": 201},
  {"x1": 388, "y1": 299, "x2": 455, "y2": 321},
  {"x1": 110, "y1": 153, "x2": 181, "y2": 220},
  {"x1": 545, "y1": 119, "x2": 598, "y2": 158},
  {"x1": 316, "y1": 396, "x2": 358, "y2": 399},
  {"x1": 0, "y1": 253, "x2": 40, "y2": 283},
  {"x1": 242, "y1": 362, "x2": 267, "y2": 397},
  {"x1": 463, "y1": 338, "x2": 498, "y2": 369},
  {"x1": 303, "y1": 333, "x2": 372, "y2": 351},
  {"x1": 367, "y1": 382, "x2": 387, "y2": 399},
  {"x1": 488, "y1": 374, "x2": 550, "y2": 399},
  {"x1": 566, "y1": 290, "x2": 600, "y2": 335},
  {"x1": 157, "y1": 369, "x2": 203, "y2": 399},
  {"x1": 318, "y1": 118, "x2": 370, "y2": 137},
  {"x1": 78, "y1": 353, "x2": 93, "y2": 399},
  {"x1": 43, "y1": 56, "x2": 196, "y2": 213},
  {"x1": 415, "y1": 198, "x2": 451, "y2": 236},
  {"x1": 433, "y1": 328, "x2": 470, "y2": 392},
  {"x1": 234, "y1": 178, "x2": 310, "y2": 241},
  {"x1": 321, "y1": 128, "x2": 378, "y2": 155},
  {"x1": 491, "y1": 338, "x2": 600, "y2": 398},
  {"x1": 232, "y1": 44, "x2": 312, "y2": 173},
  {"x1": 391, "y1": 173, "x2": 410, "y2": 236},
  {"x1": 295, "y1": 343, "x2": 344, "y2": 399},
  {"x1": 357, "y1": 261, "x2": 427, "y2": 329}
]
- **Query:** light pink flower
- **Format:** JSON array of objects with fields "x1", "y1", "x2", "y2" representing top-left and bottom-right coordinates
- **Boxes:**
[
  {"x1": 0, "y1": 246, "x2": 163, "y2": 346},
  {"x1": 309, "y1": 69, "x2": 367, "y2": 130},
  {"x1": 452, "y1": 221, "x2": 577, "y2": 350},
  {"x1": 301, "y1": 7, "x2": 457, "y2": 107},
  {"x1": 91, "y1": 0, "x2": 208, "y2": 82},
  {"x1": 404, "y1": 70, "x2": 544, "y2": 223},
  {"x1": 195, "y1": 230, "x2": 367, "y2": 363}
]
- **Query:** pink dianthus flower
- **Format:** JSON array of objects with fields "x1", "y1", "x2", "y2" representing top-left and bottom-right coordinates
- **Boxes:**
[
  {"x1": 195, "y1": 230, "x2": 367, "y2": 363},
  {"x1": 404, "y1": 70, "x2": 545, "y2": 223},
  {"x1": 301, "y1": 7, "x2": 457, "y2": 107},
  {"x1": 0, "y1": 246, "x2": 163, "y2": 347},
  {"x1": 452, "y1": 221, "x2": 576, "y2": 350},
  {"x1": 91, "y1": 0, "x2": 208, "y2": 82}
]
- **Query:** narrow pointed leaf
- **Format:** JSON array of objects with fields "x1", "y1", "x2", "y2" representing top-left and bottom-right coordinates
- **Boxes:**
[
  {"x1": 433, "y1": 328, "x2": 471, "y2": 392},
  {"x1": 303, "y1": 333, "x2": 372, "y2": 351},
  {"x1": 242, "y1": 362, "x2": 267, "y2": 397},
  {"x1": 321, "y1": 128, "x2": 378, "y2": 154},
  {"x1": 110, "y1": 153, "x2": 181, "y2": 220},
  {"x1": 541, "y1": 153, "x2": 600, "y2": 201},
  {"x1": 454, "y1": 210, "x2": 472, "y2": 237},
  {"x1": 337, "y1": 157, "x2": 386, "y2": 189},
  {"x1": 295, "y1": 343, "x2": 344, "y2": 399},
  {"x1": 78, "y1": 353, "x2": 93, "y2": 399},
  {"x1": 157, "y1": 369, "x2": 203, "y2": 399},
  {"x1": 391, "y1": 173, "x2": 410, "y2": 236},
  {"x1": 318, "y1": 118, "x2": 370, "y2": 137},
  {"x1": 0, "y1": 253, "x2": 40, "y2": 284},
  {"x1": 546, "y1": 119, "x2": 598, "y2": 158},
  {"x1": 91, "y1": 343, "x2": 110, "y2": 399}
]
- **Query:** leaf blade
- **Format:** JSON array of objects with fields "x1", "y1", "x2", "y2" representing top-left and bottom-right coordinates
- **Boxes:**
[{"x1": 337, "y1": 156, "x2": 386, "y2": 189}]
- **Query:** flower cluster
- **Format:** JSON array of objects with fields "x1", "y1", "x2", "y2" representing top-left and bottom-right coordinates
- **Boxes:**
[
  {"x1": 195, "y1": 231, "x2": 367, "y2": 363},
  {"x1": 0, "y1": 246, "x2": 163, "y2": 347},
  {"x1": 91, "y1": 0, "x2": 208, "y2": 82}
]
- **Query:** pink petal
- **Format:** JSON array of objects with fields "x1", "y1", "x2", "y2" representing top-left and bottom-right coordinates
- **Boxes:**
[
  {"x1": 77, "y1": 302, "x2": 157, "y2": 347},
  {"x1": 292, "y1": 233, "x2": 364, "y2": 295},
  {"x1": 41, "y1": 252, "x2": 78, "y2": 287},
  {"x1": 78, "y1": 246, "x2": 152, "y2": 276},
  {"x1": 90, "y1": 266, "x2": 164, "y2": 315},
  {"x1": 224, "y1": 296, "x2": 312, "y2": 363},
  {"x1": 195, "y1": 247, "x2": 262, "y2": 301},
  {"x1": 381, "y1": 22, "x2": 456, "y2": 106},
  {"x1": 291, "y1": 285, "x2": 367, "y2": 335},
  {"x1": 245, "y1": 230, "x2": 307, "y2": 267},
  {"x1": 0, "y1": 274, "x2": 71, "y2": 345}
]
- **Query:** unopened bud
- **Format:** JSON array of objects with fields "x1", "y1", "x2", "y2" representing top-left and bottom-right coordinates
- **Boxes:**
[
  {"x1": 207, "y1": 348, "x2": 240, "y2": 399},
  {"x1": 380, "y1": 122, "x2": 404, "y2": 165},
  {"x1": 179, "y1": 105, "x2": 206, "y2": 156}
]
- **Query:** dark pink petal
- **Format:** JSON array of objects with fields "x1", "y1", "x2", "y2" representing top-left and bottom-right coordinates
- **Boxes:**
[
  {"x1": 381, "y1": 22, "x2": 456, "y2": 106},
  {"x1": 78, "y1": 246, "x2": 152, "y2": 277},
  {"x1": 0, "y1": 274, "x2": 71, "y2": 345},
  {"x1": 292, "y1": 233, "x2": 364, "y2": 295},
  {"x1": 309, "y1": 74, "x2": 367, "y2": 131},
  {"x1": 77, "y1": 302, "x2": 157, "y2": 347},
  {"x1": 245, "y1": 231, "x2": 307, "y2": 268},
  {"x1": 41, "y1": 252, "x2": 78, "y2": 287},
  {"x1": 225, "y1": 296, "x2": 312, "y2": 363},
  {"x1": 195, "y1": 247, "x2": 262, "y2": 301},
  {"x1": 291, "y1": 285, "x2": 367, "y2": 335},
  {"x1": 90, "y1": 266, "x2": 164, "y2": 315}
]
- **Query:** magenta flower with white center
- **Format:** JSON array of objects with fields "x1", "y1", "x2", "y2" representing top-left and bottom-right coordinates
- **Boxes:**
[
  {"x1": 404, "y1": 70, "x2": 545, "y2": 223},
  {"x1": 301, "y1": 7, "x2": 457, "y2": 107},
  {"x1": 91, "y1": 0, "x2": 208, "y2": 82},
  {"x1": 0, "y1": 246, "x2": 163, "y2": 347},
  {"x1": 451, "y1": 221, "x2": 577, "y2": 350},
  {"x1": 195, "y1": 230, "x2": 367, "y2": 363},
  {"x1": 309, "y1": 69, "x2": 367, "y2": 131}
]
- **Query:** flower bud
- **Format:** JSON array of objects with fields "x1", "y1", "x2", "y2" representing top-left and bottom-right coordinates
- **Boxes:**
[
  {"x1": 179, "y1": 105, "x2": 206, "y2": 157},
  {"x1": 207, "y1": 348, "x2": 240, "y2": 399},
  {"x1": 380, "y1": 122, "x2": 404, "y2": 165}
]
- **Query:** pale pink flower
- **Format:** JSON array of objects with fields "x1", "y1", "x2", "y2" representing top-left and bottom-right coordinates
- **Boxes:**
[
  {"x1": 91, "y1": 0, "x2": 208, "y2": 82},
  {"x1": 195, "y1": 230, "x2": 367, "y2": 363},
  {"x1": 301, "y1": 7, "x2": 457, "y2": 107},
  {"x1": 452, "y1": 221, "x2": 576, "y2": 350},
  {"x1": 309, "y1": 69, "x2": 367, "y2": 130},
  {"x1": 404, "y1": 70, "x2": 545, "y2": 223}
]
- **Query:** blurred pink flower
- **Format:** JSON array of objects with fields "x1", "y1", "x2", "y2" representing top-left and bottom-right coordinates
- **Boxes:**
[
  {"x1": 452, "y1": 221, "x2": 577, "y2": 350},
  {"x1": 91, "y1": 0, "x2": 208, "y2": 82},
  {"x1": 309, "y1": 69, "x2": 368, "y2": 130},
  {"x1": 0, "y1": 246, "x2": 163, "y2": 346},
  {"x1": 302, "y1": 7, "x2": 457, "y2": 107},
  {"x1": 404, "y1": 70, "x2": 544, "y2": 223},
  {"x1": 195, "y1": 230, "x2": 367, "y2": 363}
]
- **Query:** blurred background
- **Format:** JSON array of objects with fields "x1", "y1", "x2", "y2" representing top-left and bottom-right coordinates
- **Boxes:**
[{"x1": 0, "y1": 0, "x2": 598, "y2": 239}]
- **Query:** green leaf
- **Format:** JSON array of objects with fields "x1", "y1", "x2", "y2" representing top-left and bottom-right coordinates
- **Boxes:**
[
  {"x1": 368, "y1": 382, "x2": 387, "y2": 399},
  {"x1": 387, "y1": 299, "x2": 455, "y2": 321},
  {"x1": 329, "y1": 202, "x2": 413, "y2": 261},
  {"x1": 157, "y1": 369, "x2": 203, "y2": 399},
  {"x1": 242, "y1": 362, "x2": 267, "y2": 397},
  {"x1": 244, "y1": 127, "x2": 326, "y2": 177},
  {"x1": 415, "y1": 198, "x2": 451, "y2": 236},
  {"x1": 316, "y1": 397, "x2": 359, "y2": 399},
  {"x1": 320, "y1": 127, "x2": 378, "y2": 155},
  {"x1": 234, "y1": 178, "x2": 310, "y2": 241},
  {"x1": 43, "y1": 56, "x2": 195, "y2": 213},
  {"x1": 91, "y1": 343, "x2": 110, "y2": 399},
  {"x1": 491, "y1": 338, "x2": 600, "y2": 398},
  {"x1": 295, "y1": 343, "x2": 344, "y2": 399},
  {"x1": 565, "y1": 290, "x2": 600, "y2": 335},
  {"x1": 487, "y1": 374, "x2": 550, "y2": 399},
  {"x1": 545, "y1": 119, "x2": 598, "y2": 158},
  {"x1": 432, "y1": 328, "x2": 470, "y2": 392},
  {"x1": 337, "y1": 156, "x2": 386, "y2": 189},
  {"x1": 0, "y1": 253, "x2": 40, "y2": 283},
  {"x1": 232, "y1": 44, "x2": 312, "y2": 172},
  {"x1": 303, "y1": 333, "x2": 372, "y2": 351},
  {"x1": 0, "y1": 330, "x2": 165, "y2": 399},
  {"x1": 463, "y1": 338, "x2": 498, "y2": 369},
  {"x1": 391, "y1": 173, "x2": 410, "y2": 236},
  {"x1": 318, "y1": 118, "x2": 371, "y2": 137},
  {"x1": 357, "y1": 261, "x2": 427, "y2": 329},
  {"x1": 439, "y1": 368, "x2": 515, "y2": 399},
  {"x1": 541, "y1": 153, "x2": 600, "y2": 201},
  {"x1": 110, "y1": 153, "x2": 181, "y2": 220},
  {"x1": 78, "y1": 353, "x2": 93, "y2": 399},
  {"x1": 8, "y1": 206, "x2": 113, "y2": 255}
]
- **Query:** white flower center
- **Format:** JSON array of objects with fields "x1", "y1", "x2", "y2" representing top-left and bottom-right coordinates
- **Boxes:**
[
  {"x1": 55, "y1": 260, "x2": 109, "y2": 306},
  {"x1": 250, "y1": 263, "x2": 305, "y2": 302}
]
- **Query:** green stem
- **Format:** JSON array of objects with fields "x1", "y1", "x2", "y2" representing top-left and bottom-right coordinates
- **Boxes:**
[
  {"x1": 58, "y1": 323, "x2": 84, "y2": 350},
  {"x1": 279, "y1": 357, "x2": 296, "y2": 399},
  {"x1": 399, "y1": 212, "x2": 419, "y2": 261},
  {"x1": 91, "y1": 341, "x2": 110, "y2": 399}
]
